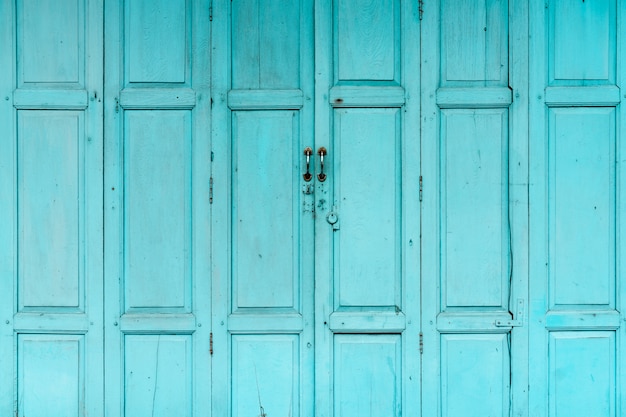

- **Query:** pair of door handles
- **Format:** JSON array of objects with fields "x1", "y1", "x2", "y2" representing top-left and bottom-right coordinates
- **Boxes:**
[{"x1": 303, "y1": 147, "x2": 327, "y2": 182}]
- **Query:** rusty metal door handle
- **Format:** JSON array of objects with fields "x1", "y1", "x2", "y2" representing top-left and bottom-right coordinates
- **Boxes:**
[
  {"x1": 303, "y1": 147, "x2": 313, "y2": 181},
  {"x1": 317, "y1": 147, "x2": 327, "y2": 182}
]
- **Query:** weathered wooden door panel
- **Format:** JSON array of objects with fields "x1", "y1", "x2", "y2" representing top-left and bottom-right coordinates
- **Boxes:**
[
  {"x1": 314, "y1": 1, "x2": 421, "y2": 416},
  {"x1": 529, "y1": 1, "x2": 626, "y2": 416},
  {"x1": 0, "y1": 1, "x2": 104, "y2": 416},
  {"x1": 104, "y1": 1, "x2": 211, "y2": 416},
  {"x1": 421, "y1": 1, "x2": 529, "y2": 416},
  {"x1": 211, "y1": 1, "x2": 315, "y2": 416}
]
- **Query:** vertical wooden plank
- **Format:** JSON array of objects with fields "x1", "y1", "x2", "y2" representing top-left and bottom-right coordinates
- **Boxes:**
[
  {"x1": 104, "y1": 2, "x2": 124, "y2": 414},
  {"x1": 508, "y1": 1, "x2": 529, "y2": 415},
  {"x1": 0, "y1": 1, "x2": 15, "y2": 415},
  {"x1": 313, "y1": 2, "x2": 333, "y2": 417},
  {"x1": 618, "y1": 5, "x2": 626, "y2": 417},
  {"x1": 209, "y1": 2, "x2": 231, "y2": 417}
]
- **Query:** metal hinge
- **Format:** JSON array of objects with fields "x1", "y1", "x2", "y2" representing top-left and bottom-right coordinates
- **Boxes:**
[
  {"x1": 419, "y1": 0, "x2": 424, "y2": 20},
  {"x1": 210, "y1": 332, "x2": 214, "y2": 355},
  {"x1": 209, "y1": 177, "x2": 214, "y2": 204},
  {"x1": 209, "y1": 5, "x2": 213, "y2": 21},
  {"x1": 419, "y1": 175, "x2": 423, "y2": 202},
  {"x1": 495, "y1": 299, "x2": 525, "y2": 327},
  {"x1": 419, "y1": 332, "x2": 423, "y2": 354}
]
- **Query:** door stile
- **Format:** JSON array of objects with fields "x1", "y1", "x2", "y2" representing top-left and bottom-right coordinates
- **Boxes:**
[
  {"x1": 419, "y1": 2, "x2": 442, "y2": 413},
  {"x1": 313, "y1": 2, "x2": 332, "y2": 416},
  {"x1": 209, "y1": 1, "x2": 230, "y2": 415},
  {"x1": 0, "y1": 1, "x2": 16, "y2": 414},
  {"x1": 401, "y1": 1, "x2": 423, "y2": 415},
  {"x1": 508, "y1": 2, "x2": 530, "y2": 416}
]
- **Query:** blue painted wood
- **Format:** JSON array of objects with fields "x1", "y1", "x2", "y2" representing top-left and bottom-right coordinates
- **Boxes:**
[
  {"x1": 211, "y1": 1, "x2": 316, "y2": 416},
  {"x1": 314, "y1": 2, "x2": 421, "y2": 417},
  {"x1": 530, "y1": 1, "x2": 625, "y2": 417},
  {"x1": 104, "y1": 1, "x2": 212, "y2": 417},
  {"x1": 1, "y1": 1, "x2": 104, "y2": 417},
  {"x1": 1, "y1": 1, "x2": 623, "y2": 416},
  {"x1": 422, "y1": 1, "x2": 529, "y2": 416}
]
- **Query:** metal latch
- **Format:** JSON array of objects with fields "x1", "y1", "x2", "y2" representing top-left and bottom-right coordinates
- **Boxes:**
[{"x1": 495, "y1": 299, "x2": 525, "y2": 327}]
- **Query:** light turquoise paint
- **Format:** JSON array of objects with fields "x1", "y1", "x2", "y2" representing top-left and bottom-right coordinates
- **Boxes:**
[{"x1": 0, "y1": 1, "x2": 625, "y2": 416}]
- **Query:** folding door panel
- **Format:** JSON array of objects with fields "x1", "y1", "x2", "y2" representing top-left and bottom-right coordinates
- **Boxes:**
[{"x1": 104, "y1": 1, "x2": 212, "y2": 416}]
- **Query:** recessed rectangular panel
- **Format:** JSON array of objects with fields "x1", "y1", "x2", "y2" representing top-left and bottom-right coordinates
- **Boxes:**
[
  {"x1": 126, "y1": 0, "x2": 187, "y2": 83},
  {"x1": 441, "y1": 334, "x2": 509, "y2": 417},
  {"x1": 232, "y1": 111, "x2": 299, "y2": 310},
  {"x1": 125, "y1": 111, "x2": 191, "y2": 310},
  {"x1": 335, "y1": 109, "x2": 400, "y2": 308},
  {"x1": 442, "y1": 109, "x2": 509, "y2": 308},
  {"x1": 334, "y1": 334, "x2": 401, "y2": 417},
  {"x1": 550, "y1": 108, "x2": 615, "y2": 306},
  {"x1": 549, "y1": 332, "x2": 615, "y2": 417},
  {"x1": 231, "y1": 0, "x2": 301, "y2": 89},
  {"x1": 18, "y1": 111, "x2": 83, "y2": 309},
  {"x1": 231, "y1": 335, "x2": 299, "y2": 417},
  {"x1": 18, "y1": 0, "x2": 83, "y2": 84},
  {"x1": 551, "y1": 0, "x2": 615, "y2": 83},
  {"x1": 441, "y1": 0, "x2": 508, "y2": 84},
  {"x1": 18, "y1": 335, "x2": 83, "y2": 417},
  {"x1": 124, "y1": 335, "x2": 192, "y2": 416},
  {"x1": 335, "y1": 0, "x2": 398, "y2": 82}
]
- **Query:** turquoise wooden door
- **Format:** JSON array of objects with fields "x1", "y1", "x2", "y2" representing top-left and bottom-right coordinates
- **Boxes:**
[
  {"x1": 0, "y1": 1, "x2": 104, "y2": 416},
  {"x1": 421, "y1": 1, "x2": 529, "y2": 416},
  {"x1": 211, "y1": 1, "x2": 421, "y2": 416},
  {"x1": 103, "y1": 1, "x2": 212, "y2": 416},
  {"x1": 529, "y1": 1, "x2": 626, "y2": 416},
  {"x1": 313, "y1": 1, "x2": 421, "y2": 416},
  {"x1": 211, "y1": 1, "x2": 316, "y2": 416}
]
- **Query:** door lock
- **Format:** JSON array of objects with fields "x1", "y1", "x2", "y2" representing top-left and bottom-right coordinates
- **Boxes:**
[{"x1": 326, "y1": 210, "x2": 339, "y2": 230}]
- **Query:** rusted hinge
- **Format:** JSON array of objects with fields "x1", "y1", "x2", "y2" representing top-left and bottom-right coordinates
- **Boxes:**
[
  {"x1": 209, "y1": 177, "x2": 214, "y2": 204},
  {"x1": 419, "y1": 332, "x2": 423, "y2": 354},
  {"x1": 209, "y1": 5, "x2": 213, "y2": 21},
  {"x1": 419, "y1": 175, "x2": 423, "y2": 202},
  {"x1": 495, "y1": 299, "x2": 525, "y2": 327},
  {"x1": 419, "y1": 0, "x2": 424, "y2": 20},
  {"x1": 210, "y1": 332, "x2": 214, "y2": 355}
]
